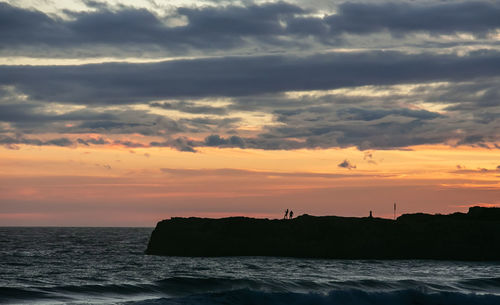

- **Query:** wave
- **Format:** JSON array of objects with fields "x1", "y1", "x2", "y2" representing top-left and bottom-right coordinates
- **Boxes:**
[
  {"x1": 0, "y1": 287, "x2": 52, "y2": 301},
  {"x1": 3, "y1": 276, "x2": 500, "y2": 304},
  {"x1": 457, "y1": 277, "x2": 500, "y2": 293},
  {"x1": 125, "y1": 288, "x2": 500, "y2": 305}
]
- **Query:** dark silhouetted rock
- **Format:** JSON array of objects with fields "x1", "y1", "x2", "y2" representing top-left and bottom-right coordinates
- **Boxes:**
[{"x1": 146, "y1": 207, "x2": 500, "y2": 260}]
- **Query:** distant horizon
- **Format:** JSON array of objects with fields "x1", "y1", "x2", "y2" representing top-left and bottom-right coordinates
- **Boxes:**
[{"x1": 2, "y1": 204, "x2": 497, "y2": 227}]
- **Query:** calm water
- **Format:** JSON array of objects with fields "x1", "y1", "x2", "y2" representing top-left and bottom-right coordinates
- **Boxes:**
[{"x1": 1, "y1": 227, "x2": 500, "y2": 304}]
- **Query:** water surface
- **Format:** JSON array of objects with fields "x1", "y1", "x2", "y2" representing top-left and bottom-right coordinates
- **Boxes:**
[{"x1": 1, "y1": 227, "x2": 500, "y2": 304}]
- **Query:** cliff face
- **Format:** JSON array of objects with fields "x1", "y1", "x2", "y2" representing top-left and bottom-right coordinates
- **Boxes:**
[{"x1": 146, "y1": 207, "x2": 500, "y2": 260}]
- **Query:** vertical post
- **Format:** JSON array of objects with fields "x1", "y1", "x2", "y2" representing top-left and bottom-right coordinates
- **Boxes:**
[{"x1": 394, "y1": 202, "x2": 396, "y2": 220}]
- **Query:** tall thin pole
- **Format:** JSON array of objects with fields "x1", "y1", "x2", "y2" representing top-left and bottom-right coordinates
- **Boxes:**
[{"x1": 394, "y1": 202, "x2": 396, "y2": 220}]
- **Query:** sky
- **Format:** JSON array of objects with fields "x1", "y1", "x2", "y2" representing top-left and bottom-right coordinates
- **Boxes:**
[{"x1": 1, "y1": 0, "x2": 499, "y2": 226}]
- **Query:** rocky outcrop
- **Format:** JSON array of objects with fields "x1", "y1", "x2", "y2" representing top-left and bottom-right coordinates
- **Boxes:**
[{"x1": 146, "y1": 207, "x2": 500, "y2": 260}]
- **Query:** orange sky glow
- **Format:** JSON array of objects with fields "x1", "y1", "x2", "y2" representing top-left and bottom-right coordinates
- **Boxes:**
[{"x1": 1, "y1": 143, "x2": 499, "y2": 226}]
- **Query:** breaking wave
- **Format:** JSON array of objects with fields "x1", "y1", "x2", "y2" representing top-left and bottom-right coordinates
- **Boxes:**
[{"x1": 3, "y1": 276, "x2": 500, "y2": 304}]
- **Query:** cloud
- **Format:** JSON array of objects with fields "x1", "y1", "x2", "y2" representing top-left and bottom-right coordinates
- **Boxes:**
[
  {"x1": 456, "y1": 135, "x2": 489, "y2": 148},
  {"x1": 1, "y1": 25, "x2": 499, "y2": 153},
  {"x1": 326, "y1": 1, "x2": 500, "y2": 37},
  {"x1": 204, "y1": 135, "x2": 245, "y2": 148},
  {"x1": 146, "y1": 134, "x2": 308, "y2": 152},
  {"x1": 2, "y1": 1, "x2": 500, "y2": 57},
  {"x1": 1, "y1": 74, "x2": 499, "y2": 151},
  {"x1": 451, "y1": 166, "x2": 500, "y2": 174},
  {"x1": 113, "y1": 140, "x2": 146, "y2": 148},
  {"x1": 45, "y1": 138, "x2": 73, "y2": 146},
  {"x1": 0, "y1": 88, "x2": 197, "y2": 136},
  {"x1": 0, "y1": 134, "x2": 74, "y2": 147},
  {"x1": 0, "y1": 102, "x2": 114, "y2": 124},
  {"x1": 3, "y1": 50, "x2": 500, "y2": 104},
  {"x1": 95, "y1": 163, "x2": 112, "y2": 170},
  {"x1": 338, "y1": 159, "x2": 356, "y2": 170},
  {"x1": 150, "y1": 137, "x2": 198, "y2": 152},
  {"x1": 0, "y1": 2, "x2": 305, "y2": 57},
  {"x1": 201, "y1": 134, "x2": 306, "y2": 150},
  {"x1": 364, "y1": 151, "x2": 377, "y2": 165},
  {"x1": 150, "y1": 101, "x2": 228, "y2": 115},
  {"x1": 76, "y1": 137, "x2": 110, "y2": 146},
  {"x1": 262, "y1": 115, "x2": 453, "y2": 150},
  {"x1": 336, "y1": 108, "x2": 442, "y2": 121},
  {"x1": 160, "y1": 167, "x2": 384, "y2": 179}
]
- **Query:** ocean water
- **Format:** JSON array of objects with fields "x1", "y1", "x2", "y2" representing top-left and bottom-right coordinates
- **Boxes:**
[{"x1": 1, "y1": 227, "x2": 500, "y2": 305}]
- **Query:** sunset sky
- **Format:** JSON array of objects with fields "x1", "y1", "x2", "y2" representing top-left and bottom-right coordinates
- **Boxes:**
[{"x1": 1, "y1": 0, "x2": 499, "y2": 226}]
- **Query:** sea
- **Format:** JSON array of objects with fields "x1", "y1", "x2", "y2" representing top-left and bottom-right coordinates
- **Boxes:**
[{"x1": 1, "y1": 227, "x2": 500, "y2": 305}]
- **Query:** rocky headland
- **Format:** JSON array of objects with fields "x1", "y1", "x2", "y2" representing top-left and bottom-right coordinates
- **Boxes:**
[{"x1": 146, "y1": 206, "x2": 500, "y2": 260}]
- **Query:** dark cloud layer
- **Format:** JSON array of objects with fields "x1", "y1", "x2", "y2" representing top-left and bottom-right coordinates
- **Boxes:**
[
  {"x1": 327, "y1": 1, "x2": 500, "y2": 37},
  {"x1": 1, "y1": 1, "x2": 499, "y2": 152},
  {"x1": 0, "y1": 134, "x2": 73, "y2": 148},
  {"x1": 2, "y1": 50, "x2": 500, "y2": 104},
  {"x1": 77, "y1": 137, "x2": 110, "y2": 145},
  {"x1": 0, "y1": 102, "x2": 114, "y2": 125},
  {"x1": 150, "y1": 101, "x2": 228, "y2": 115},
  {"x1": 336, "y1": 108, "x2": 442, "y2": 121},
  {"x1": 0, "y1": 2, "x2": 305, "y2": 55},
  {"x1": 1, "y1": 1, "x2": 500, "y2": 56}
]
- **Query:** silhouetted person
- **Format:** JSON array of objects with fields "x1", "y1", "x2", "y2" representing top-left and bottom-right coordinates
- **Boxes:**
[
  {"x1": 369, "y1": 211, "x2": 373, "y2": 218},
  {"x1": 289, "y1": 210, "x2": 294, "y2": 219},
  {"x1": 284, "y1": 209, "x2": 289, "y2": 219}
]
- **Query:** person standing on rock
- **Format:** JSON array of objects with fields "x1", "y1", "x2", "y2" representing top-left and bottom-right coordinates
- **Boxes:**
[
  {"x1": 289, "y1": 210, "x2": 294, "y2": 219},
  {"x1": 284, "y1": 209, "x2": 289, "y2": 219}
]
